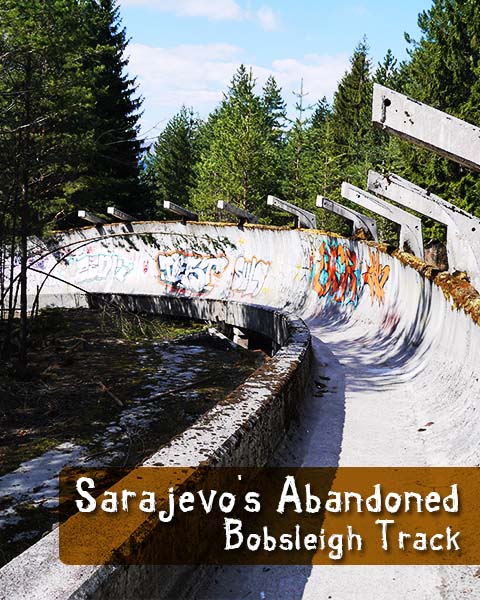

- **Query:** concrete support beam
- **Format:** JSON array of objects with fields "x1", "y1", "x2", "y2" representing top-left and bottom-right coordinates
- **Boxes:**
[
  {"x1": 316, "y1": 195, "x2": 378, "y2": 241},
  {"x1": 77, "y1": 210, "x2": 105, "y2": 225},
  {"x1": 163, "y1": 201, "x2": 198, "y2": 223},
  {"x1": 368, "y1": 170, "x2": 480, "y2": 287},
  {"x1": 107, "y1": 206, "x2": 135, "y2": 221},
  {"x1": 341, "y1": 182, "x2": 424, "y2": 258},
  {"x1": 266, "y1": 195, "x2": 317, "y2": 229},
  {"x1": 232, "y1": 326, "x2": 249, "y2": 349},
  {"x1": 372, "y1": 84, "x2": 480, "y2": 172},
  {"x1": 217, "y1": 200, "x2": 258, "y2": 225}
]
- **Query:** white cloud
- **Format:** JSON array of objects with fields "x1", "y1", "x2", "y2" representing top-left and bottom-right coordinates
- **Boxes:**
[
  {"x1": 128, "y1": 43, "x2": 241, "y2": 137},
  {"x1": 127, "y1": 43, "x2": 349, "y2": 139},
  {"x1": 257, "y1": 6, "x2": 279, "y2": 31},
  {"x1": 271, "y1": 55, "x2": 350, "y2": 104},
  {"x1": 120, "y1": 0, "x2": 245, "y2": 20},
  {"x1": 120, "y1": 0, "x2": 279, "y2": 28}
]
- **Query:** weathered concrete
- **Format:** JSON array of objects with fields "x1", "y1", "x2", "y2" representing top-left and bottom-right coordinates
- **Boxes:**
[
  {"x1": 372, "y1": 83, "x2": 480, "y2": 172},
  {"x1": 107, "y1": 207, "x2": 135, "y2": 222},
  {"x1": 1, "y1": 221, "x2": 479, "y2": 599},
  {"x1": 217, "y1": 200, "x2": 258, "y2": 224},
  {"x1": 77, "y1": 210, "x2": 105, "y2": 225},
  {"x1": 316, "y1": 194, "x2": 378, "y2": 240},
  {"x1": 162, "y1": 201, "x2": 198, "y2": 223},
  {"x1": 368, "y1": 170, "x2": 480, "y2": 289},
  {"x1": 342, "y1": 182, "x2": 424, "y2": 257},
  {"x1": 267, "y1": 195, "x2": 317, "y2": 229},
  {"x1": 0, "y1": 293, "x2": 311, "y2": 600}
]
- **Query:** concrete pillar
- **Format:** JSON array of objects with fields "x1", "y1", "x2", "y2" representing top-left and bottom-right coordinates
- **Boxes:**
[
  {"x1": 77, "y1": 210, "x2": 105, "y2": 225},
  {"x1": 217, "y1": 201, "x2": 258, "y2": 225},
  {"x1": 163, "y1": 201, "x2": 198, "y2": 223},
  {"x1": 368, "y1": 170, "x2": 480, "y2": 288},
  {"x1": 266, "y1": 195, "x2": 317, "y2": 229},
  {"x1": 316, "y1": 195, "x2": 378, "y2": 241},
  {"x1": 107, "y1": 207, "x2": 135, "y2": 222},
  {"x1": 232, "y1": 326, "x2": 249, "y2": 349},
  {"x1": 341, "y1": 182, "x2": 424, "y2": 258}
]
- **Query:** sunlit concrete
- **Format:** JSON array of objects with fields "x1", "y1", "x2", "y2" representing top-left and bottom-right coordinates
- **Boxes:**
[
  {"x1": 368, "y1": 170, "x2": 480, "y2": 290},
  {"x1": 372, "y1": 83, "x2": 480, "y2": 172},
  {"x1": 316, "y1": 195, "x2": 378, "y2": 241},
  {"x1": 1, "y1": 221, "x2": 479, "y2": 599}
]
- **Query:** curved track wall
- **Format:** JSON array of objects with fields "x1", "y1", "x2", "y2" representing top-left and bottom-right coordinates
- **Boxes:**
[
  {"x1": 22, "y1": 220, "x2": 480, "y2": 465},
  {"x1": 1, "y1": 221, "x2": 479, "y2": 599}
]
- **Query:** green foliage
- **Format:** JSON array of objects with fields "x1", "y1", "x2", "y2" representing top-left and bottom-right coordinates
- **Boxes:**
[
  {"x1": 0, "y1": 0, "x2": 94, "y2": 233},
  {"x1": 191, "y1": 66, "x2": 283, "y2": 221},
  {"x1": 146, "y1": 12, "x2": 480, "y2": 240},
  {"x1": 330, "y1": 39, "x2": 380, "y2": 187},
  {"x1": 2, "y1": 0, "x2": 479, "y2": 281},
  {"x1": 99, "y1": 305, "x2": 205, "y2": 342},
  {"x1": 261, "y1": 75, "x2": 287, "y2": 144},
  {"x1": 76, "y1": 0, "x2": 144, "y2": 217},
  {"x1": 280, "y1": 80, "x2": 313, "y2": 211},
  {"x1": 0, "y1": 0, "x2": 144, "y2": 234},
  {"x1": 374, "y1": 49, "x2": 400, "y2": 88},
  {"x1": 144, "y1": 106, "x2": 202, "y2": 213},
  {"x1": 0, "y1": 0, "x2": 144, "y2": 362}
]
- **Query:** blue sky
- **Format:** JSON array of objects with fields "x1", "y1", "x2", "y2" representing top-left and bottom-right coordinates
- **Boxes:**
[{"x1": 118, "y1": 0, "x2": 433, "y2": 142}]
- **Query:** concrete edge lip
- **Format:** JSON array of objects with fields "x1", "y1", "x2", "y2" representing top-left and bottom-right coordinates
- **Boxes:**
[{"x1": 0, "y1": 295, "x2": 313, "y2": 600}]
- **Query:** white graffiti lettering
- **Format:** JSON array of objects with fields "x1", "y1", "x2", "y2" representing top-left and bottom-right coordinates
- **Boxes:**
[
  {"x1": 231, "y1": 256, "x2": 270, "y2": 297},
  {"x1": 71, "y1": 253, "x2": 134, "y2": 283},
  {"x1": 157, "y1": 251, "x2": 229, "y2": 295}
]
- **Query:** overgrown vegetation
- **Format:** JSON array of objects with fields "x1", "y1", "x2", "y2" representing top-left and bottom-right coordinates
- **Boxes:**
[
  {"x1": 99, "y1": 305, "x2": 208, "y2": 342},
  {"x1": 1, "y1": 0, "x2": 479, "y2": 367},
  {"x1": 0, "y1": 307, "x2": 263, "y2": 567},
  {"x1": 0, "y1": 0, "x2": 145, "y2": 365}
]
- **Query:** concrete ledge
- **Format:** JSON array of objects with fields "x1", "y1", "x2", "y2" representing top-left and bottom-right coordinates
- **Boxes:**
[{"x1": 0, "y1": 295, "x2": 312, "y2": 600}]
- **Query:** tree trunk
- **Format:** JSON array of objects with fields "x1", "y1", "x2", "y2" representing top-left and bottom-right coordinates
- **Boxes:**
[{"x1": 17, "y1": 52, "x2": 32, "y2": 373}]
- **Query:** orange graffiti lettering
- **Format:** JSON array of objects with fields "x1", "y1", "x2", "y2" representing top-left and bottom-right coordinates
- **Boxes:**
[{"x1": 363, "y1": 248, "x2": 390, "y2": 305}]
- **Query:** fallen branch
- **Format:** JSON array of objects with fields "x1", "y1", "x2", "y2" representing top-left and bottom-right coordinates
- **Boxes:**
[{"x1": 97, "y1": 380, "x2": 124, "y2": 408}]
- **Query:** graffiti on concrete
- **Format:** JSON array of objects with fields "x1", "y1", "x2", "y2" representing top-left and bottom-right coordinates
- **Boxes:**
[
  {"x1": 157, "y1": 250, "x2": 229, "y2": 295},
  {"x1": 363, "y1": 248, "x2": 391, "y2": 305},
  {"x1": 231, "y1": 256, "x2": 270, "y2": 297},
  {"x1": 311, "y1": 240, "x2": 362, "y2": 306},
  {"x1": 71, "y1": 252, "x2": 134, "y2": 283}
]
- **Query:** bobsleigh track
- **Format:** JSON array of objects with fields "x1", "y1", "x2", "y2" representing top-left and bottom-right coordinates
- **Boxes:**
[{"x1": 0, "y1": 219, "x2": 479, "y2": 599}]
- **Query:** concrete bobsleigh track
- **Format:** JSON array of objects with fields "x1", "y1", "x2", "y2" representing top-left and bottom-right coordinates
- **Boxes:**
[{"x1": 1, "y1": 220, "x2": 480, "y2": 599}]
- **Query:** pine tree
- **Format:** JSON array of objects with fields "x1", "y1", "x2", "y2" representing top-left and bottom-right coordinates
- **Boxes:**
[
  {"x1": 374, "y1": 49, "x2": 400, "y2": 88},
  {"x1": 192, "y1": 65, "x2": 279, "y2": 221},
  {"x1": 77, "y1": 0, "x2": 144, "y2": 216},
  {"x1": 261, "y1": 76, "x2": 287, "y2": 144},
  {"x1": 260, "y1": 76, "x2": 286, "y2": 204},
  {"x1": 0, "y1": 0, "x2": 98, "y2": 363},
  {"x1": 0, "y1": 0, "x2": 144, "y2": 362},
  {"x1": 310, "y1": 97, "x2": 330, "y2": 130},
  {"x1": 325, "y1": 40, "x2": 394, "y2": 239},
  {"x1": 281, "y1": 80, "x2": 314, "y2": 209},
  {"x1": 145, "y1": 106, "x2": 201, "y2": 211},
  {"x1": 330, "y1": 38, "x2": 374, "y2": 181}
]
